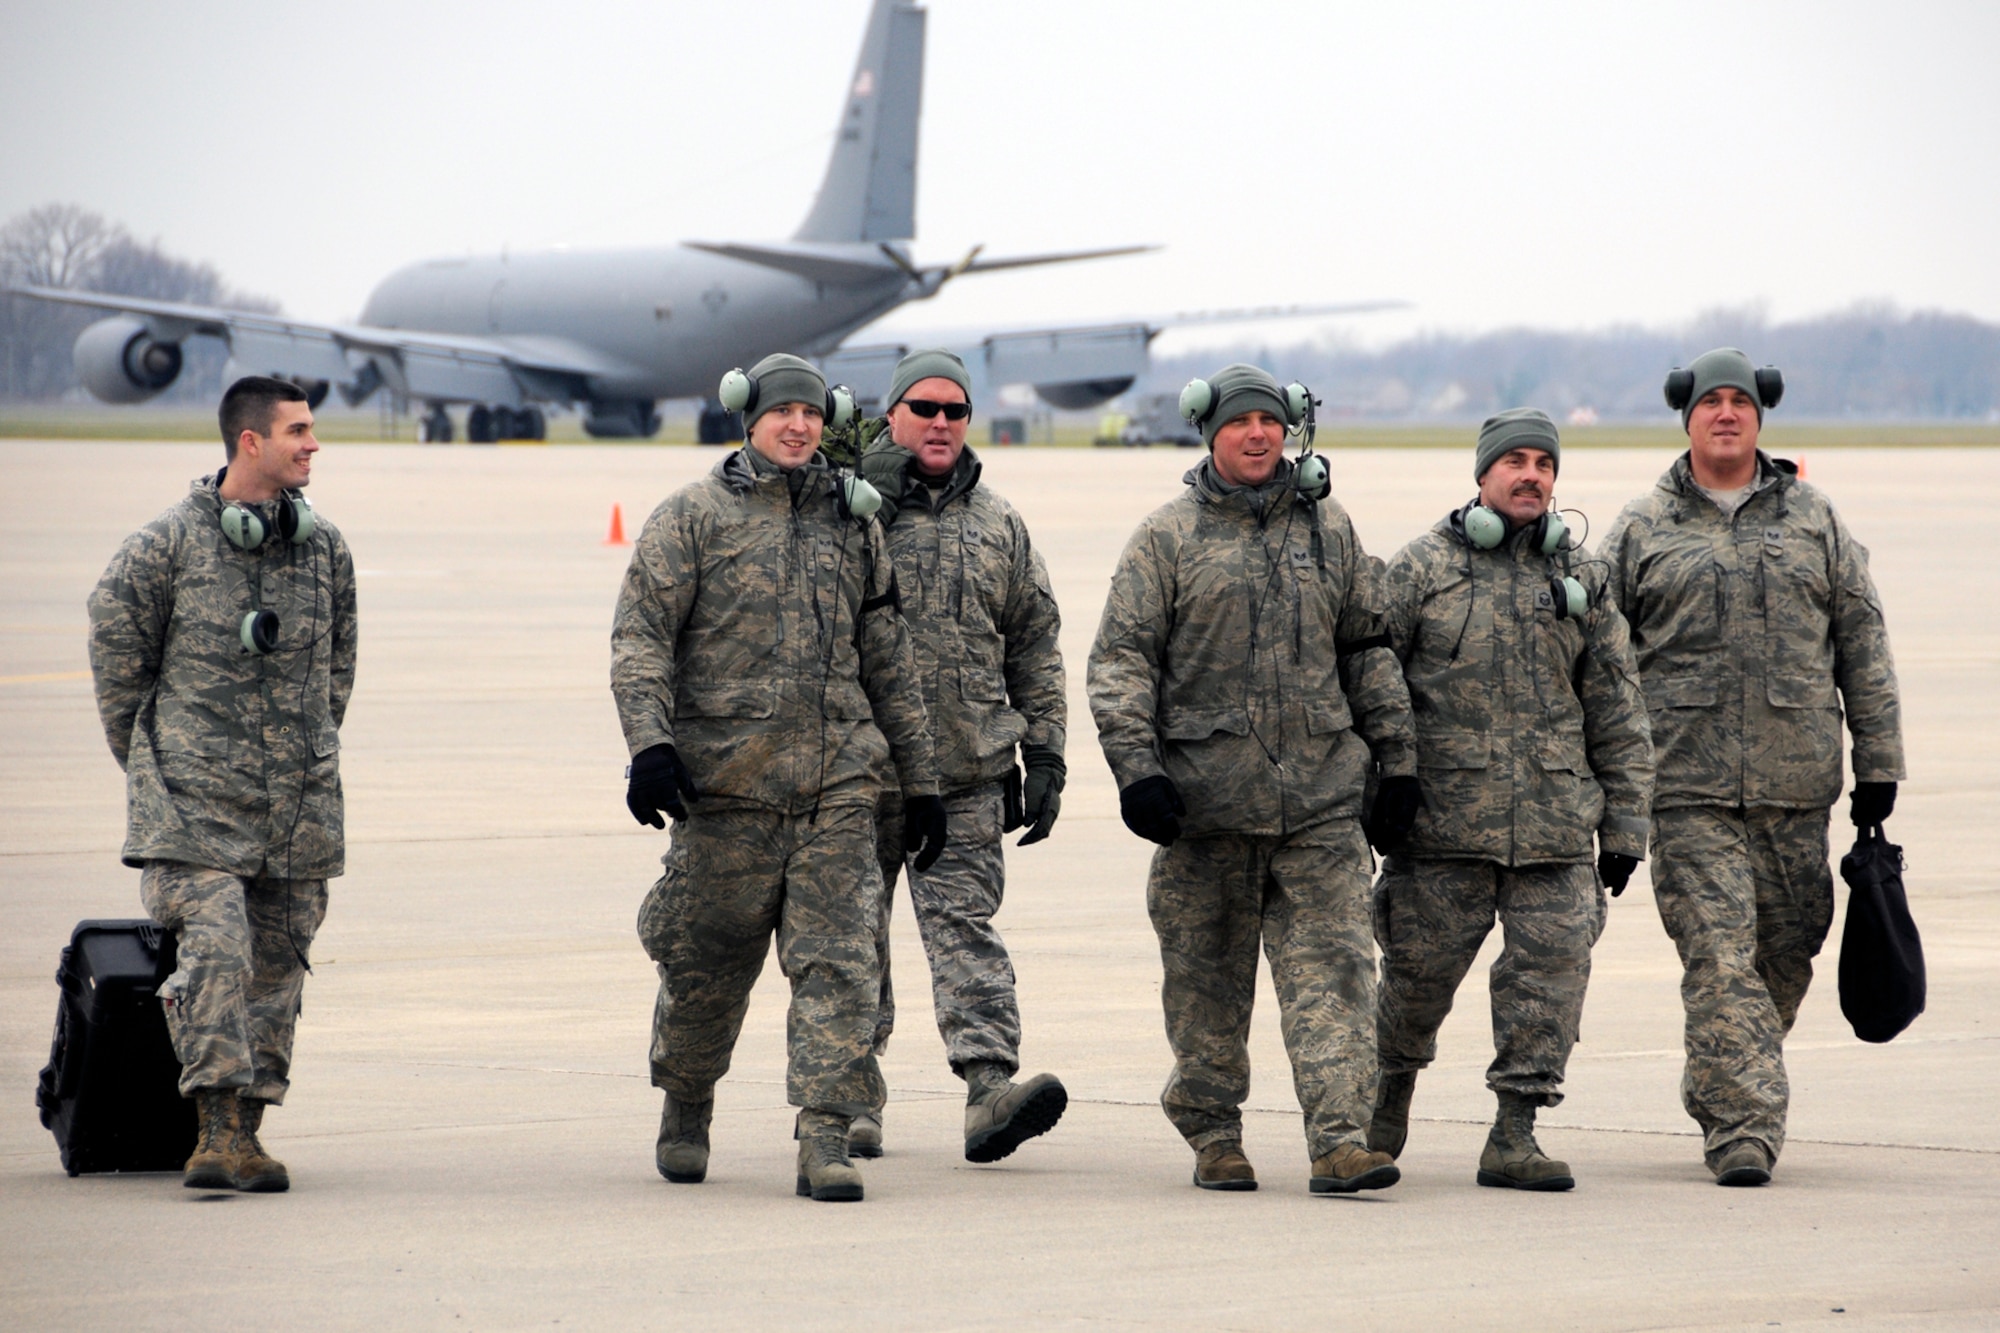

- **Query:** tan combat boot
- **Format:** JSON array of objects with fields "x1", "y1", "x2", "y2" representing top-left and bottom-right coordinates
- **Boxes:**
[
  {"x1": 795, "y1": 1110, "x2": 864, "y2": 1202},
  {"x1": 1192, "y1": 1140, "x2": 1257, "y2": 1191},
  {"x1": 1477, "y1": 1092, "x2": 1575, "y2": 1191},
  {"x1": 231, "y1": 1097, "x2": 290, "y2": 1193},
  {"x1": 962, "y1": 1063, "x2": 1067, "y2": 1164},
  {"x1": 1310, "y1": 1141, "x2": 1401, "y2": 1194},
  {"x1": 183, "y1": 1089, "x2": 240, "y2": 1191},
  {"x1": 1368, "y1": 1070, "x2": 1418, "y2": 1159},
  {"x1": 1713, "y1": 1138, "x2": 1773, "y2": 1187},
  {"x1": 847, "y1": 1109, "x2": 883, "y2": 1159},
  {"x1": 656, "y1": 1092, "x2": 713, "y2": 1184}
]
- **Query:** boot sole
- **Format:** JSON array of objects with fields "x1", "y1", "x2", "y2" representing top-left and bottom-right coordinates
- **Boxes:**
[
  {"x1": 795, "y1": 1175, "x2": 864, "y2": 1202},
  {"x1": 848, "y1": 1140, "x2": 883, "y2": 1160},
  {"x1": 964, "y1": 1081, "x2": 1067, "y2": 1164},
  {"x1": 238, "y1": 1172, "x2": 290, "y2": 1194},
  {"x1": 1192, "y1": 1171, "x2": 1258, "y2": 1192},
  {"x1": 658, "y1": 1166, "x2": 707, "y2": 1184},
  {"x1": 182, "y1": 1165, "x2": 237, "y2": 1191},
  {"x1": 1477, "y1": 1168, "x2": 1575, "y2": 1192},
  {"x1": 1715, "y1": 1166, "x2": 1770, "y2": 1187},
  {"x1": 1310, "y1": 1163, "x2": 1401, "y2": 1194}
]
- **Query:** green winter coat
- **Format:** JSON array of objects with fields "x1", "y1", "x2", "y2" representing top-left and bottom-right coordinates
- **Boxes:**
[
  {"x1": 858, "y1": 441, "x2": 1066, "y2": 793},
  {"x1": 1601, "y1": 452, "x2": 1904, "y2": 811},
  {"x1": 1087, "y1": 458, "x2": 1416, "y2": 838},
  {"x1": 1383, "y1": 511, "x2": 1654, "y2": 865},
  {"x1": 88, "y1": 473, "x2": 358, "y2": 877},
  {"x1": 610, "y1": 446, "x2": 939, "y2": 813}
]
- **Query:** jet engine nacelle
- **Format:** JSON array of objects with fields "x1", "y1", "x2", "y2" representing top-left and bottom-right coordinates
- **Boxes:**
[
  {"x1": 1032, "y1": 377, "x2": 1136, "y2": 411},
  {"x1": 74, "y1": 316, "x2": 184, "y2": 404}
]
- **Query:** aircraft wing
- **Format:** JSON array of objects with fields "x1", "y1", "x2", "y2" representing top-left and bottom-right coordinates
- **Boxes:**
[{"x1": 4, "y1": 283, "x2": 623, "y2": 406}]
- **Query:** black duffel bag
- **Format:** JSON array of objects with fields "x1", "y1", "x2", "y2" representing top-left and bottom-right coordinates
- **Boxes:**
[{"x1": 1837, "y1": 825, "x2": 1926, "y2": 1043}]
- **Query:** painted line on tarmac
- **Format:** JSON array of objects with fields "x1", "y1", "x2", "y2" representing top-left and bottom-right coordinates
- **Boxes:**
[{"x1": 0, "y1": 669, "x2": 90, "y2": 684}]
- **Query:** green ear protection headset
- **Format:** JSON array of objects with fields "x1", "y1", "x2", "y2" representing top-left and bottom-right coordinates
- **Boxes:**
[
  {"x1": 1455, "y1": 501, "x2": 1589, "y2": 620},
  {"x1": 220, "y1": 489, "x2": 317, "y2": 655},
  {"x1": 1176, "y1": 376, "x2": 1330, "y2": 501},
  {"x1": 1663, "y1": 364, "x2": 1784, "y2": 413},
  {"x1": 716, "y1": 367, "x2": 878, "y2": 521}
]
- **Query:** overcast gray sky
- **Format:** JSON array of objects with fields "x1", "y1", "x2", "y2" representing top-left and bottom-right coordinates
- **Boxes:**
[{"x1": 3, "y1": 0, "x2": 1996, "y2": 352}]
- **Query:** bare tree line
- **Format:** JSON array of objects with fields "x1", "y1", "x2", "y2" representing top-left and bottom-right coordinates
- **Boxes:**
[{"x1": 0, "y1": 204, "x2": 276, "y2": 402}]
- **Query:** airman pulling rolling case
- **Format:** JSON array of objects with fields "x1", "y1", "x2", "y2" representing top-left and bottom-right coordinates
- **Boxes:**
[{"x1": 36, "y1": 919, "x2": 196, "y2": 1175}]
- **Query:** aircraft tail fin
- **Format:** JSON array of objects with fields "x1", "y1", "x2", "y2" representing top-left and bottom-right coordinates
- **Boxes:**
[{"x1": 793, "y1": 0, "x2": 925, "y2": 244}]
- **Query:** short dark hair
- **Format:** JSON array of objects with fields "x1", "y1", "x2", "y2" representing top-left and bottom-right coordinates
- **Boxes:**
[{"x1": 219, "y1": 376, "x2": 308, "y2": 459}]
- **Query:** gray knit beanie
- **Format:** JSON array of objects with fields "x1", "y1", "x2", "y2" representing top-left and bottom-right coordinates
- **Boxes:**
[
  {"x1": 1474, "y1": 407, "x2": 1561, "y2": 480},
  {"x1": 1679, "y1": 347, "x2": 1762, "y2": 429},
  {"x1": 1201, "y1": 363, "x2": 1290, "y2": 448},
  {"x1": 888, "y1": 348, "x2": 973, "y2": 410},
  {"x1": 742, "y1": 353, "x2": 827, "y2": 433}
]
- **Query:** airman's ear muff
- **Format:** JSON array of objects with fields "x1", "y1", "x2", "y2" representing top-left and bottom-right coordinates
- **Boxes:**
[
  {"x1": 1549, "y1": 575, "x2": 1589, "y2": 620},
  {"x1": 840, "y1": 473, "x2": 882, "y2": 522},
  {"x1": 1461, "y1": 503, "x2": 1568, "y2": 555},
  {"x1": 718, "y1": 367, "x2": 856, "y2": 433},
  {"x1": 1177, "y1": 377, "x2": 1310, "y2": 430},
  {"x1": 221, "y1": 492, "x2": 315, "y2": 551},
  {"x1": 1663, "y1": 365, "x2": 1785, "y2": 412},
  {"x1": 239, "y1": 609, "x2": 279, "y2": 655}
]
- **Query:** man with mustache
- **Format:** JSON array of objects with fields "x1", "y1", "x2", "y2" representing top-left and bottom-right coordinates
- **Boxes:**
[
  {"x1": 1602, "y1": 350, "x2": 1904, "y2": 1186},
  {"x1": 1368, "y1": 408, "x2": 1654, "y2": 1190},
  {"x1": 1089, "y1": 363, "x2": 1415, "y2": 1194}
]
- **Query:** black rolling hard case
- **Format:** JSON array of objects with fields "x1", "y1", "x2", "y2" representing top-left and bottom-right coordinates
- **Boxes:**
[{"x1": 35, "y1": 918, "x2": 196, "y2": 1176}]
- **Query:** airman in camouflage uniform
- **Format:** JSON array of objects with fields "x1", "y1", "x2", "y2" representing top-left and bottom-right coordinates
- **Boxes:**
[
  {"x1": 1602, "y1": 348, "x2": 1904, "y2": 1186},
  {"x1": 1370, "y1": 409, "x2": 1654, "y2": 1190},
  {"x1": 852, "y1": 349, "x2": 1070, "y2": 1163},
  {"x1": 1088, "y1": 364, "x2": 1416, "y2": 1195},
  {"x1": 612, "y1": 353, "x2": 944, "y2": 1202},
  {"x1": 88, "y1": 376, "x2": 357, "y2": 1193}
]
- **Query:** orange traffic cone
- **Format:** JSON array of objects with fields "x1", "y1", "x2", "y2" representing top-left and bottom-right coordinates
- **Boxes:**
[{"x1": 605, "y1": 504, "x2": 629, "y2": 546}]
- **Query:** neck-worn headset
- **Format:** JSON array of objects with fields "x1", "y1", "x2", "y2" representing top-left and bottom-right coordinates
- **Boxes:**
[
  {"x1": 220, "y1": 480, "x2": 318, "y2": 654},
  {"x1": 1454, "y1": 500, "x2": 1590, "y2": 620},
  {"x1": 717, "y1": 366, "x2": 880, "y2": 520},
  {"x1": 1664, "y1": 364, "x2": 1785, "y2": 413},
  {"x1": 1178, "y1": 376, "x2": 1330, "y2": 501}
]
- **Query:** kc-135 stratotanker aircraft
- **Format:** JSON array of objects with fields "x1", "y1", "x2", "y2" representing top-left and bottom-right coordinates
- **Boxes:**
[{"x1": 11, "y1": 0, "x2": 1398, "y2": 443}]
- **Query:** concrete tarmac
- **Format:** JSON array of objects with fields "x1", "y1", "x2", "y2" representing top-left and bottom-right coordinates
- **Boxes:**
[{"x1": 2, "y1": 437, "x2": 1995, "y2": 1330}]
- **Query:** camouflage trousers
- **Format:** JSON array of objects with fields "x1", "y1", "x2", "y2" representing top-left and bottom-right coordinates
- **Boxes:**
[
  {"x1": 1651, "y1": 804, "x2": 1834, "y2": 1168},
  {"x1": 868, "y1": 785, "x2": 1022, "y2": 1101},
  {"x1": 1373, "y1": 857, "x2": 1605, "y2": 1104},
  {"x1": 1148, "y1": 817, "x2": 1378, "y2": 1159},
  {"x1": 139, "y1": 860, "x2": 328, "y2": 1102},
  {"x1": 644, "y1": 805, "x2": 885, "y2": 1114}
]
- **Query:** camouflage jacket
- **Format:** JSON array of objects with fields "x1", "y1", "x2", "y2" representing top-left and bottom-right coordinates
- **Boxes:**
[
  {"x1": 1383, "y1": 512, "x2": 1654, "y2": 865},
  {"x1": 858, "y1": 441, "x2": 1066, "y2": 793},
  {"x1": 1087, "y1": 457, "x2": 1416, "y2": 838},
  {"x1": 610, "y1": 446, "x2": 939, "y2": 813},
  {"x1": 88, "y1": 473, "x2": 358, "y2": 877},
  {"x1": 1601, "y1": 451, "x2": 1904, "y2": 811}
]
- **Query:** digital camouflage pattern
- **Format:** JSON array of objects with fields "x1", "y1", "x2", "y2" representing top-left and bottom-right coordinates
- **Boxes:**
[
  {"x1": 1373, "y1": 858, "x2": 1604, "y2": 1103},
  {"x1": 1600, "y1": 452, "x2": 1904, "y2": 810},
  {"x1": 637, "y1": 838, "x2": 688, "y2": 1087},
  {"x1": 1149, "y1": 819, "x2": 1380, "y2": 1157},
  {"x1": 141, "y1": 861, "x2": 328, "y2": 1101},
  {"x1": 649, "y1": 806, "x2": 886, "y2": 1114},
  {"x1": 868, "y1": 784, "x2": 1021, "y2": 1085},
  {"x1": 89, "y1": 474, "x2": 358, "y2": 878},
  {"x1": 856, "y1": 441, "x2": 1066, "y2": 792},
  {"x1": 1382, "y1": 514, "x2": 1654, "y2": 863},
  {"x1": 1651, "y1": 804, "x2": 1834, "y2": 1167},
  {"x1": 854, "y1": 440, "x2": 1064, "y2": 1093},
  {"x1": 1087, "y1": 457, "x2": 1416, "y2": 836},
  {"x1": 1089, "y1": 458, "x2": 1414, "y2": 1157},
  {"x1": 610, "y1": 446, "x2": 939, "y2": 810}
]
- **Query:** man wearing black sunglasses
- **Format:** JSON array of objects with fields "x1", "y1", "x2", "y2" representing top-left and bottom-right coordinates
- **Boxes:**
[{"x1": 853, "y1": 349, "x2": 1072, "y2": 1165}]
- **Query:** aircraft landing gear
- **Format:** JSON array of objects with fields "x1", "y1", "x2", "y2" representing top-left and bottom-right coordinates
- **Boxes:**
[
  {"x1": 697, "y1": 402, "x2": 745, "y2": 445},
  {"x1": 467, "y1": 404, "x2": 547, "y2": 443},
  {"x1": 467, "y1": 405, "x2": 497, "y2": 444},
  {"x1": 419, "y1": 404, "x2": 454, "y2": 444}
]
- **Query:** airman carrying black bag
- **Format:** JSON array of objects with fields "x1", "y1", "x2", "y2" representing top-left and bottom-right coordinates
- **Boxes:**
[
  {"x1": 35, "y1": 919, "x2": 196, "y2": 1176},
  {"x1": 1837, "y1": 826, "x2": 1926, "y2": 1044}
]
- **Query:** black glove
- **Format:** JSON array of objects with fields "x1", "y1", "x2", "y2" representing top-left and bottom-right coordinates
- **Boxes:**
[
  {"x1": 1597, "y1": 850, "x2": 1640, "y2": 897},
  {"x1": 626, "y1": 743, "x2": 700, "y2": 828},
  {"x1": 1849, "y1": 781, "x2": 1897, "y2": 828},
  {"x1": 1364, "y1": 774, "x2": 1425, "y2": 854},
  {"x1": 1119, "y1": 775, "x2": 1185, "y2": 846},
  {"x1": 903, "y1": 794, "x2": 949, "y2": 872},
  {"x1": 1017, "y1": 745, "x2": 1066, "y2": 847}
]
